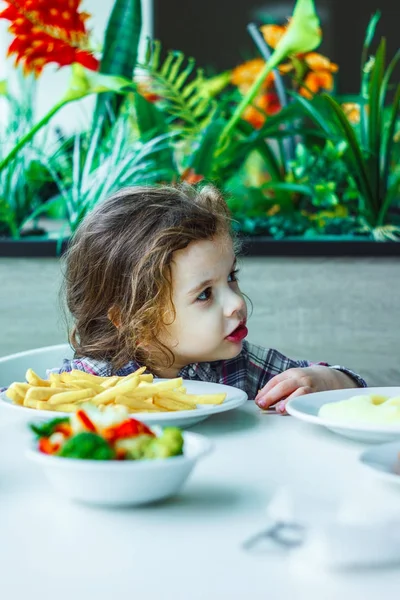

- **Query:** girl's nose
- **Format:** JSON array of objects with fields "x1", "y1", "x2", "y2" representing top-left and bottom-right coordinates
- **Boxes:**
[{"x1": 224, "y1": 288, "x2": 246, "y2": 318}]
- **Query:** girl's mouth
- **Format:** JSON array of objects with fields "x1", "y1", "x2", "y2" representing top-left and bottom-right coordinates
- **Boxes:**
[{"x1": 225, "y1": 323, "x2": 248, "y2": 343}]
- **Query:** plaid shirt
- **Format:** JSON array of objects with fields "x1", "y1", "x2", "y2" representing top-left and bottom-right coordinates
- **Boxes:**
[{"x1": 50, "y1": 341, "x2": 366, "y2": 399}]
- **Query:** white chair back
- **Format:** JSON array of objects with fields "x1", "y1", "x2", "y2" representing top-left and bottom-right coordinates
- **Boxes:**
[{"x1": 0, "y1": 344, "x2": 73, "y2": 387}]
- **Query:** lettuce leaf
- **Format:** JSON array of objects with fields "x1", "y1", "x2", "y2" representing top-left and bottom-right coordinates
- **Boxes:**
[{"x1": 30, "y1": 417, "x2": 70, "y2": 439}]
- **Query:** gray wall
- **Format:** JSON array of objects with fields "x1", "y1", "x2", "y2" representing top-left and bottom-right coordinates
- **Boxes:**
[{"x1": 1, "y1": 256, "x2": 399, "y2": 387}]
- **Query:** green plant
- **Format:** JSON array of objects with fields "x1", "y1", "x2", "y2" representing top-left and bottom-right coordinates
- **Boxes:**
[
  {"x1": 138, "y1": 41, "x2": 231, "y2": 135},
  {"x1": 93, "y1": 0, "x2": 142, "y2": 140},
  {"x1": 0, "y1": 0, "x2": 141, "y2": 238},
  {"x1": 0, "y1": 66, "x2": 140, "y2": 238},
  {"x1": 284, "y1": 140, "x2": 359, "y2": 210},
  {"x1": 220, "y1": 0, "x2": 321, "y2": 143},
  {"x1": 294, "y1": 13, "x2": 400, "y2": 235},
  {"x1": 44, "y1": 112, "x2": 175, "y2": 233},
  {"x1": 132, "y1": 39, "x2": 304, "y2": 203},
  {"x1": 1, "y1": 0, "x2": 398, "y2": 244},
  {"x1": 0, "y1": 76, "x2": 52, "y2": 237}
]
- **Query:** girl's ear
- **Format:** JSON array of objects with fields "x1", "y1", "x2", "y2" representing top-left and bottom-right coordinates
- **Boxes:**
[{"x1": 107, "y1": 306, "x2": 121, "y2": 328}]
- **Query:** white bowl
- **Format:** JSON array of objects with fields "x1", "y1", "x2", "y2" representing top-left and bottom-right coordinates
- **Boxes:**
[{"x1": 27, "y1": 431, "x2": 212, "y2": 507}]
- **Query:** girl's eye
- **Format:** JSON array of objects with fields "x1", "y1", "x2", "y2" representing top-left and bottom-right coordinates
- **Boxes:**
[
  {"x1": 197, "y1": 287, "x2": 212, "y2": 302},
  {"x1": 228, "y1": 269, "x2": 239, "y2": 283},
  {"x1": 196, "y1": 269, "x2": 239, "y2": 302}
]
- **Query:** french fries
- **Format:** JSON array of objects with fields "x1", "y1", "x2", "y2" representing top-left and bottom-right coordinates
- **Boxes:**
[{"x1": 5, "y1": 367, "x2": 227, "y2": 413}]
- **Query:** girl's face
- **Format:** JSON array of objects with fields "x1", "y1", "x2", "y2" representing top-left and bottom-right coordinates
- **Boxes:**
[{"x1": 155, "y1": 235, "x2": 248, "y2": 375}]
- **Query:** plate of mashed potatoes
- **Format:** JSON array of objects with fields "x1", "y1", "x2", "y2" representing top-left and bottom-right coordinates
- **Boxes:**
[{"x1": 286, "y1": 387, "x2": 400, "y2": 443}]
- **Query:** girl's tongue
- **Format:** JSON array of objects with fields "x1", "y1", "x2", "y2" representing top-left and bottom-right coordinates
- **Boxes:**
[{"x1": 226, "y1": 323, "x2": 248, "y2": 343}]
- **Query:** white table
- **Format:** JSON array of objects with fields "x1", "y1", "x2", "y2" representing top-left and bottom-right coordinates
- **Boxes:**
[{"x1": 1, "y1": 403, "x2": 400, "y2": 600}]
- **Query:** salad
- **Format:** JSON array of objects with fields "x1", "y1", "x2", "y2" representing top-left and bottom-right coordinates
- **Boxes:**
[{"x1": 30, "y1": 405, "x2": 184, "y2": 461}]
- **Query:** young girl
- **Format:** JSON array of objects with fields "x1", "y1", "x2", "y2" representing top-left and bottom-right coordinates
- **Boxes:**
[{"x1": 55, "y1": 184, "x2": 366, "y2": 413}]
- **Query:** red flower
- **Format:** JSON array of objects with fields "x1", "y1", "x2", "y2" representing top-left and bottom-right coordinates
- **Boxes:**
[
  {"x1": 181, "y1": 168, "x2": 204, "y2": 184},
  {"x1": 0, "y1": 0, "x2": 99, "y2": 75}
]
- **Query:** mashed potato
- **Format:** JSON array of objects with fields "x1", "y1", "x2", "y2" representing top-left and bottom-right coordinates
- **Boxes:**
[{"x1": 318, "y1": 394, "x2": 400, "y2": 424}]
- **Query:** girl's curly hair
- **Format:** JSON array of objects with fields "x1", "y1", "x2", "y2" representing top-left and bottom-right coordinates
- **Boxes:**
[{"x1": 63, "y1": 184, "x2": 237, "y2": 372}]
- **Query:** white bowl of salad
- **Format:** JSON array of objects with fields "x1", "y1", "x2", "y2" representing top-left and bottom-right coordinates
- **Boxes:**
[{"x1": 26, "y1": 404, "x2": 213, "y2": 507}]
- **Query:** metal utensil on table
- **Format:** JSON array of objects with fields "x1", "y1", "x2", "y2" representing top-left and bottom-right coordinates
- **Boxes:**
[{"x1": 242, "y1": 521, "x2": 306, "y2": 552}]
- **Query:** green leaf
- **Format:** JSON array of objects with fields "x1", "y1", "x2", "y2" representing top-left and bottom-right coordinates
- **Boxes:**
[
  {"x1": 134, "y1": 92, "x2": 177, "y2": 175},
  {"x1": 188, "y1": 119, "x2": 226, "y2": 178},
  {"x1": 360, "y1": 12, "x2": 381, "y2": 145},
  {"x1": 30, "y1": 418, "x2": 70, "y2": 439},
  {"x1": 174, "y1": 58, "x2": 196, "y2": 90},
  {"x1": 19, "y1": 195, "x2": 67, "y2": 232},
  {"x1": 217, "y1": 118, "x2": 294, "y2": 209},
  {"x1": 260, "y1": 127, "x2": 329, "y2": 141},
  {"x1": 367, "y1": 38, "x2": 386, "y2": 199},
  {"x1": 212, "y1": 117, "x2": 285, "y2": 187},
  {"x1": 218, "y1": 100, "x2": 307, "y2": 170},
  {"x1": 255, "y1": 141, "x2": 284, "y2": 181},
  {"x1": 253, "y1": 145, "x2": 294, "y2": 211},
  {"x1": 160, "y1": 51, "x2": 176, "y2": 78},
  {"x1": 64, "y1": 64, "x2": 134, "y2": 102},
  {"x1": 44, "y1": 111, "x2": 175, "y2": 231},
  {"x1": 364, "y1": 11, "x2": 381, "y2": 50},
  {"x1": 249, "y1": 100, "x2": 308, "y2": 136},
  {"x1": 262, "y1": 182, "x2": 314, "y2": 196},
  {"x1": 199, "y1": 71, "x2": 231, "y2": 97},
  {"x1": 140, "y1": 44, "x2": 218, "y2": 134},
  {"x1": 149, "y1": 38, "x2": 161, "y2": 70},
  {"x1": 380, "y1": 49, "x2": 400, "y2": 111},
  {"x1": 321, "y1": 94, "x2": 377, "y2": 223},
  {"x1": 134, "y1": 92, "x2": 166, "y2": 137},
  {"x1": 377, "y1": 48, "x2": 400, "y2": 214},
  {"x1": 378, "y1": 84, "x2": 400, "y2": 224},
  {"x1": 93, "y1": 0, "x2": 142, "y2": 135},
  {"x1": 167, "y1": 52, "x2": 185, "y2": 82},
  {"x1": 292, "y1": 94, "x2": 335, "y2": 137}
]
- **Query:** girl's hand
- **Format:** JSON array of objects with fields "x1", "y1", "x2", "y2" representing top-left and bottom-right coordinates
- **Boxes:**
[{"x1": 255, "y1": 366, "x2": 359, "y2": 414}]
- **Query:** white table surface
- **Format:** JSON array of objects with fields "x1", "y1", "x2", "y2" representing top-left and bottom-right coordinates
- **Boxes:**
[{"x1": 1, "y1": 402, "x2": 400, "y2": 600}]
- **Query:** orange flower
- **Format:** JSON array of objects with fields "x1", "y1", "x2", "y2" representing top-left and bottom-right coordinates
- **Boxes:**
[
  {"x1": 260, "y1": 24, "x2": 287, "y2": 49},
  {"x1": 300, "y1": 70, "x2": 333, "y2": 98},
  {"x1": 231, "y1": 59, "x2": 282, "y2": 127},
  {"x1": 341, "y1": 102, "x2": 361, "y2": 124},
  {"x1": 0, "y1": 0, "x2": 98, "y2": 75},
  {"x1": 304, "y1": 52, "x2": 338, "y2": 73},
  {"x1": 261, "y1": 23, "x2": 337, "y2": 98},
  {"x1": 278, "y1": 51, "x2": 338, "y2": 97},
  {"x1": 300, "y1": 53, "x2": 338, "y2": 98},
  {"x1": 243, "y1": 92, "x2": 281, "y2": 129},
  {"x1": 231, "y1": 58, "x2": 275, "y2": 93},
  {"x1": 278, "y1": 62, "x2": 294, "y2": 74}
]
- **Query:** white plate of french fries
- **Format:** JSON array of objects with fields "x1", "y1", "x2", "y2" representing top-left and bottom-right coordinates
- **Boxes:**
[{"x1": 0, "y1": 367, "x2": 248, "y2": 428}]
